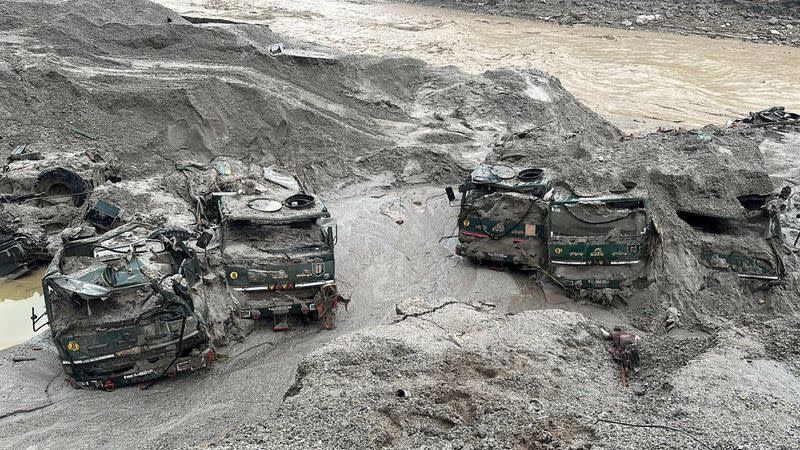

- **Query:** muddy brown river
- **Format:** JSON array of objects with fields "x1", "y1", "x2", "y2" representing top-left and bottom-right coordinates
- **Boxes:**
[{"x1": 157, "y1": 0, "x2": 800, "y2": 132}]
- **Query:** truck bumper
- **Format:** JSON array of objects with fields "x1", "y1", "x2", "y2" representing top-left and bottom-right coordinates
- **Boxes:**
[
  {"x1": 66, "y1": 346, "x2": 215, "y2": 390},
  {"x1": 240, "y1": 301, "x2": 318, "y2": 320}
]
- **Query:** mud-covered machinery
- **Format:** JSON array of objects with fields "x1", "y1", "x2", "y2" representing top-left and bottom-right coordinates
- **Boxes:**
[
  {"x1": 448, "y1": 165, "x2": 553, "y2": 266},
  {"x1": 446, "y1": 164, "x2": 653, "y2": 293},
  {"x1": 214, "y1": 191, "x2": 341, "y2": 329},
  {"x1": 0, "y1": 163, "x2": 103, "y2": 278},
  {"x1": 0, "y1": 222, "x2": 48, "y2": 279},
  {"x1": 34, "y1": 224, "x2": 213, "y2": 390},
  {"x1": 547, "y1": 196, "x2": 650, "y2": 289}
]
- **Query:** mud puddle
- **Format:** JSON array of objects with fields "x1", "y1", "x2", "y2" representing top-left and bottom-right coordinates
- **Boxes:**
[
  {"x1": 0, "y1": 268, "x2": 46, "y2": 350},
  {"x1": 156, "y1": 0, "x2": 800, "y2": 132}
]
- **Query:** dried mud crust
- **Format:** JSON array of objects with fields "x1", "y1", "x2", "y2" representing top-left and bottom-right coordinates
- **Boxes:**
[{"x1": 402, "y1": 0, "x2": 800, "y2": 47}]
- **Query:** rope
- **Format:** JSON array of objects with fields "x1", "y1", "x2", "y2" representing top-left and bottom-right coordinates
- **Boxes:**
[
  {"x1": 561, "y1": 203, "x2": 639, "y2": 225},
  {"x1": 464, "y1": 197, "x2": 537, "y2": 240}
]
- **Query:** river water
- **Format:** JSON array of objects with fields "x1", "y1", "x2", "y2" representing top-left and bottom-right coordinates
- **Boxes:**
[
  {"x1": 157, "y1": 0, "x2": 800, "y2": 132},
  {"x1": 0, "y1": 268, "x2": 46, "y2": 349}
]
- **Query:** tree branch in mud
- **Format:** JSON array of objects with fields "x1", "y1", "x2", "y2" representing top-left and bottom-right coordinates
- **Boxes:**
[
  {"x1": 407, "y1": 316, "x2": 463, "y2": 348},
  {"x1": 0, "y1": 403, "x2": 53, "y2": 420},
  {"x1": 394, "y1": 299, "x2": 495, "y2": 323}
]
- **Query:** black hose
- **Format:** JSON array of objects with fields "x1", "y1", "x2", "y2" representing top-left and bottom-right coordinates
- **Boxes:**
[
  {"x1": 561, "y1": 203, "x2": 639, "y2": 225},
  {"x1": 141, "y1": 314, "x2": 187, "y2": 390},
  {"x1": 463, "y1": 197, "x2": 537, "y2": 240}
]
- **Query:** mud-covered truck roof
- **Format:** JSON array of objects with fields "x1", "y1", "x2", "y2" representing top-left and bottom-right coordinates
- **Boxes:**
[
  {"x1": 218, "y1": 192, "x2": 330, "y2": 224},
  {"x1": 40, "y1": 225, "x2": 213, "y2": 390}
]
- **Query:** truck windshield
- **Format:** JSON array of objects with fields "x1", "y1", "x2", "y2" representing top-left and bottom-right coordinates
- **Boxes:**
[
  {"x1": 223, "y1": 220, "x2": 323, "y2": 255},
  {"x1": 550, "y1": 202, "x2": 646, "y2": 237}
]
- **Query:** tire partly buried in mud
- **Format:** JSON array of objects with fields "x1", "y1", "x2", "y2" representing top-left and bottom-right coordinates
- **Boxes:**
[
  {"x1": 36, "y1": 168, "x2": 90, "y2": 207},
  {"x1": 147, "y1": 226, "x2": 193, "y2": 242}
]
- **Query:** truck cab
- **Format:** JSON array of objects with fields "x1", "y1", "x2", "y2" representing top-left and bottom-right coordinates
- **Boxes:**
[
  {"x1": 215, "y1": 192, "x2": 338, "y2": 322},
  {"x1": 39, "y1": 225, "x2": 213, "y2": 390},
  {"x1": 451, "y1": 164, "x2": 552, "y2": 266},
  {"x1": 548, "y1": 196, "x2": 651, "y2": 289}
]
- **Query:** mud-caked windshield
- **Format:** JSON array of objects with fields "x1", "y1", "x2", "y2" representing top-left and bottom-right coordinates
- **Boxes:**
[
  {"x1": 550, "y1": 201, "x2": 647, "y2": 238},
  {"x1": 223, "y1": 219, "x2": 324, "y2": 258}
]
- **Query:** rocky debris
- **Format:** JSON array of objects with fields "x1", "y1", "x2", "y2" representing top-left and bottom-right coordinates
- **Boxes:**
[{"x1": 404, "y1": 0, "x2": 800, "y2": 47}]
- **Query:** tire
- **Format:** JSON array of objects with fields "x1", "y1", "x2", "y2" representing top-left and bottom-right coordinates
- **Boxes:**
[
  {"x1": 36, "y1": 168, "x2": 90, "y2": 207},
  {"x1": 148, "y1": 226, "x2": 193, "y2": 242}
]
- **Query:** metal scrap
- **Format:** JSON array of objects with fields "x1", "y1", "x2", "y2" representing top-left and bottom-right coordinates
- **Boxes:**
[{"x1": 70, "y1": 126, "x2": 99, "y2": 140}]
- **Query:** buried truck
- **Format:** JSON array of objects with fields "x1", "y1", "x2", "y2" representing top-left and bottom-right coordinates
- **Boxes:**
[
  {"x1": 33, "y1": 224, "x2": 213, "y2": 390},
  {"x1": 0, "y1": 221, "x2": 48, "y2": 279},
  {"x1": 0, "y1": 162, "x2": 102, "y2": 278},
  {"x1": 689, "y1": 188, "x2": 789, "y2": 281},
  {"x1": 447, "y1": 164, "x2": 653, "y2": 295},
  {"x1": 213, "y1": 190, "x2": 344, "y2": 330},
  {"x1": 547, "y1": 196, "x2": 650, "y2": 290}
]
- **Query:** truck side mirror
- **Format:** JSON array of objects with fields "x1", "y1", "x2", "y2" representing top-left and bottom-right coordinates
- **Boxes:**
[
  {"x1": 445, "y1": 187, "x2": 456, "y2": 203},
  {"x1": 317, "y1": 217, "x2": 338, "y2": 247},
  {"x1": 31, "y1": 307, "x2": 49, "y2": 332}
]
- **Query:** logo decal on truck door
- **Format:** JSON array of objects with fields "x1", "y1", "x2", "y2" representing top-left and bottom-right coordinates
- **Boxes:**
[{"x1": 310, "y1": 259, "x2": 324, "y2": 276}]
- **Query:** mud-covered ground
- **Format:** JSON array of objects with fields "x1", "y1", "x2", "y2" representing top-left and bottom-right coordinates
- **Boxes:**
[
  {"x1": 403, "y1": 0, "x2": 800, "y2": 46},
  {"x1": 0, "y1": 0, "x2": 799, "y2": 449}
]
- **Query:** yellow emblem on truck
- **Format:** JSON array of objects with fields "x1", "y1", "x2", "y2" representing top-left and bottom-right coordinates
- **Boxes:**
[
  {"x1": 229, "y1": 271, "x2": 239, "y2": 280},
  {"x1": 463, "y1": 219, "x2": 470, "y2": 227},
  {"x1": 67, "y1": 341, "x2": 80, "y2": 352},
  {"x1": 554, "y1": 247, "x2": 563, "y2": 255}
]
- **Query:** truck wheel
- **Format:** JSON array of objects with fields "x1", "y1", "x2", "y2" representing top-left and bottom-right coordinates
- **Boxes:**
[
  {"x1": 36, "y1": 168, "x2": 90, "y2": 207},
  {"x1": 148, "y1": 226, "x2": 192, "y2": 242}
]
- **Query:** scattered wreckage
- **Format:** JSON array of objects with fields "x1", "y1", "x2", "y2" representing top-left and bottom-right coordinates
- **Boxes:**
[
  {"x1": 0, "y1": 221, "x2": 48, "y2": 279},
  {"x1": 730, "y1": 106, "x2": 800, "y2": 129},
  {"x1": 446, "y1": 164, "x2": 654, "y2": 295},
  {"x1": 33, "y1": 224, "x2": 213, "y2": 390}
]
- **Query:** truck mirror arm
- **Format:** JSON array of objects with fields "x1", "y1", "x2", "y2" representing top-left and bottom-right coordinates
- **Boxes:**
[{"x1": 31, "y1": 307, "x2": 49, "y2": 332}]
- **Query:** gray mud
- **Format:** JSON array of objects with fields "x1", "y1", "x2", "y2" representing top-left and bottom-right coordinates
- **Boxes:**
[{"x1": 0, "y1": 0, "x2": 798, "y2": 449}]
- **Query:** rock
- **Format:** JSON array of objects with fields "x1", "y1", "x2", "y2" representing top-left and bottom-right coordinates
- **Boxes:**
[
  {"x1": 771, "y1": 29, "x2": 781, "y2": 36},
  {"x1": 768, "y1": 17, "x2": 780, "y2": 25},
  {"x1": 621, "y1": 19, "x2": 633, "y2": 27},
  {"x1": 635, "y1": 14, "x2": 661, "y2": 25}
]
